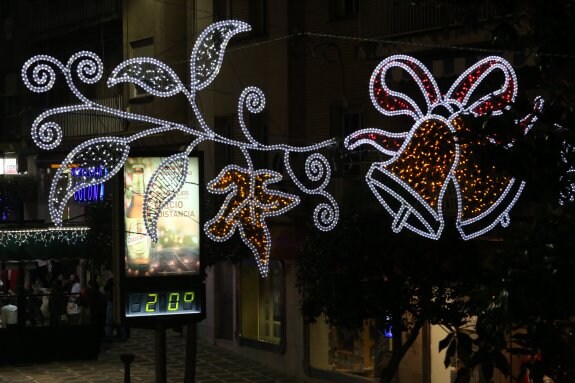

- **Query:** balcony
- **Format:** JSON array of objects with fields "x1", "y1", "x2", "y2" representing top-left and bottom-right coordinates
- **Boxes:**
[
  {"x1": 23, "y1": 95, "x2": 126, "y2": 141},
  {"x1": 29, "y1": 0, "x2": 120, "y2": 35},
  {"x1": 360, "y1": 1, "x2": 502, "y2": 38}
]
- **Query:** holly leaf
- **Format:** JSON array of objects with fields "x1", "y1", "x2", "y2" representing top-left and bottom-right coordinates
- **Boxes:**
[
  {"x1": 143, "y1": 153, "x2": 189, "y2": 242},
  {"x1": 190, "y1": 20, "x2": 251, "y2": 91},
  {"x1": 204, "y1": 165, "x2": 300, "y2": 276},
  {"x1": 50, "y1": 137, "x2": 129, "y2": 225}
]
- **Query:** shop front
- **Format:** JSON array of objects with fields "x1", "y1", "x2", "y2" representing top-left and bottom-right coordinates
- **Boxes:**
[{"x1": 0, "y1": 227, "x2": 102, "y2": 363}]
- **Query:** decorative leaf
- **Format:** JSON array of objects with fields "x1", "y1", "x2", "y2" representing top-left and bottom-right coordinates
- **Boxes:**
[
  {"x1": 143, "y1": 153, "x2": 189, "y2": 242},
  {"x1": 456, "y1": 331, "x2": 473, "y2": 364},
  {"x1": 107, "y1": 57, "x2": 183, "y2": 97},
  {"x1": 438, "y1": 332, "x2": 454, "y2": 352},
  {"x1": 190, "y1": 20, "x2": 251, "y2": 91},
  {"x1": 204, "y1": 165, "x2": 299, "y2": 277},
  {"x1": 444, "y1": 338, "x2": 457, "y2": 368},
  {"x1": 50, "y1": 137, "x2": 129, "y2": 225}
]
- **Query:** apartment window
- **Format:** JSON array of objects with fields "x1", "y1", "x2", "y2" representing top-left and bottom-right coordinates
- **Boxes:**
[
  {"x1": 249, "y1": 113, "x2": 267, "y2": 169},
  {"x1": 213, "y1": 0, "x2": 231, "y2": 21},
  {"x1": 239, "y1": 259, "x2": 284, "y2": 350},
  {"x1": 129, "y1": 38, "x2": 154, "y2": 99},
  {"x1": 228, "y1": 0, "x2": 267, "y2": 38},
  {"x1": 330, "y1": 103, "x2": 364, "y2": 175},
  {"x1": 330, "y1": 0, "x2": 359, "y2": 20},
  {"x1": 214, "y1": 115, "x2": 234, "y2": 171},
  {"x1": 249, "y1": 0, "x2": 267, "y2": 36}
]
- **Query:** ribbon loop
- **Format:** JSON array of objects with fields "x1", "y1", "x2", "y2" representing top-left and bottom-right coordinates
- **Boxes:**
[
  {"x1": 445, "y1": 56, "x2": 517, "y2": 117},
  {"x1": 370, "y1": 55, "x2": 441, "y2": 121}
]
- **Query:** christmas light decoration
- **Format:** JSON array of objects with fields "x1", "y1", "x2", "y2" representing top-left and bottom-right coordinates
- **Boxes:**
[
  {"x1": 205, "y1": 165, "x2": 299, "y2": 276},
  {"x1": 22, "y1": 20, "x2": 338, "y2": 276},
  {"x1": 346, "y1": 54, "x2": 526, "y2": 240},
  {"x1": 0, "y1": 227, "x2": 89, "y2": 247},
  {"x1": 23, "y1": 21, "x2": 540, "y2": 268}
]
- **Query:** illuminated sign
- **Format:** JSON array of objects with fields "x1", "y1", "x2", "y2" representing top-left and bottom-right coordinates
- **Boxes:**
[
  {"x1": 125, "y1": 290, "x2": 200, "y2": 317},
  {"x1": 71, "y1": 167, "x2": 107, "y2": 202},
  {"x1": 121, "y1": 153, "x2": 204, "y2": 323},
  {"x1": 123, "y1": 156, "x2": 200, "y2": 277},
  {"x1": 0, "y1": 157, "x2": 18, "y2": 175}
]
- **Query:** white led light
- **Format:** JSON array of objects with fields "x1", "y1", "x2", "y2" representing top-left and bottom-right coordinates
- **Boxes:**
[
  {"x1": 143, "y1": 152, "x2": 190, "y2": 242},
  {"x1": 190, "y1": 20, "x2": 251, "y2": 91},
  {"x1": 108, "y1": 57, "x2": 184, "y2": 97},
  {"x1": 48, "y1": 137, "x2": 129, "y2": 226},
  {"x1": 347, "y1": 54, "x2": 524, "y2": 240},
  {"x1": 22, "y1": 20, "x2": 340, "y2": 277},
  {"x1": 0, "y1": 227, "x2": 89, "y2": 247}
]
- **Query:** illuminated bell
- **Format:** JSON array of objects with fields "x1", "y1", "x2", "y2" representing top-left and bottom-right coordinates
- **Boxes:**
[
  {"x1": 366, "y1": 118, "x2": 456, "y2": 239},
  {"x1": 451, "y1": 117, "x2": 525, "y2": 238}
]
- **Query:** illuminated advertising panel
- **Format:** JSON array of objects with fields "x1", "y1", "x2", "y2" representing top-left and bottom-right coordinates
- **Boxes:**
[
  {"x1": 123, "y1": 156, "x2": 200, "y2": 277},
  {"x1": 122, "y1": 154, "x2": 204, "y2": 323}
]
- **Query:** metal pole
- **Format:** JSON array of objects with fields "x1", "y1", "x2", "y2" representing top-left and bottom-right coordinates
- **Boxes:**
[
  {"x1": 184, "y1": 323, "x2": 197, "y2": 383},
  {"x1": 155, "y1": 322, "x2": 167, "y2": 383},
  {"x1": 120, "y1": 353, "x2": 135, "y2": 383}
]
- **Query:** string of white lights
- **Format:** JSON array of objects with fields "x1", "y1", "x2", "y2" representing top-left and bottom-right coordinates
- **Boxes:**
[
  {"x1": 0, "y1": 227, "x2": 90, "y2": 247},
  {"x1": 22, "y1": 20, "x2": 340, "y2": 277}
]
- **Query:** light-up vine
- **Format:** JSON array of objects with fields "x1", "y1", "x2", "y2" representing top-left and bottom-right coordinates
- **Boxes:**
[
  {"x1": 21, "y1": 20, "x2": 338, "y2": 277},
  {"x1": 22, "y1": 21, "x2": 543, "y2": 268},
  {"x1": 345, "y1": 55, "x2": 538, "y2": 240}
]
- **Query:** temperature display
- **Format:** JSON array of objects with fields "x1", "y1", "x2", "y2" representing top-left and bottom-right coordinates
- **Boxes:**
[{"x1": 126, "y1": 290, "x2": 200, "y2": 317}]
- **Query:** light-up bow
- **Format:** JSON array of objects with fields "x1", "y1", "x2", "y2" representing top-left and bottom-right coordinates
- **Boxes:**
[{"x1": 345, "y1": 54, "x2": 531, "y2": 240}]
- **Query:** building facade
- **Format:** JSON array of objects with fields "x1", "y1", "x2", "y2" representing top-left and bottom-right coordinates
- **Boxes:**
[{"x1": 1, "y1": 0, "x2": 540, "y2": 381}]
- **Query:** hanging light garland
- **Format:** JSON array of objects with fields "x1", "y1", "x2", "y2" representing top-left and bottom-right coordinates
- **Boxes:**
[{"x1": 0, "y1": 227, "x2": 89, "y2": 247}]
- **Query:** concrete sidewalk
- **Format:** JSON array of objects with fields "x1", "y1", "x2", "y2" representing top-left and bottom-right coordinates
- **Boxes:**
[{"x1": 0, "y1": 328, "x2": 308, "y2": 383}]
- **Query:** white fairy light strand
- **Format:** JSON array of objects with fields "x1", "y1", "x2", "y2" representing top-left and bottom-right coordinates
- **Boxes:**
[{"x1": 0, "y1": 227, "x2": 90, "y2": 247}]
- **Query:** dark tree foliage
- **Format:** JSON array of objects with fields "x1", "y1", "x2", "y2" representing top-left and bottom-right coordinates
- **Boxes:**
[
  {"x1": 297, "y1": 209, "x2": 514, "y2": 383},
  {"x1": 298, "y1": 2, "x2": 575, "y2": 374}
]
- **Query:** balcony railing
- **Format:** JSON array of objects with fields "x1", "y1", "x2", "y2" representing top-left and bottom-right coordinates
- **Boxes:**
[
  {"x1": 24, "y1": 95, "x2": 126, "y2": 140},
  {"x1": 54, "y1": 95, "x2": 126, "y2": 138},
  {"x1": 360, "y1": 0, "x2": 503, "y2": 38},
  {"x1": 29, "y1": 0, "x2": 120, "y2": 34}
]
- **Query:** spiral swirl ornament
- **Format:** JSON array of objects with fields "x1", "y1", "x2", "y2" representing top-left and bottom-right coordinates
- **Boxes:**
[
  {"x1": 69, "y1": 51, "x2": 104, "y2": 84},
  {"x1": 21, "y1": 55, "x2": 63, "y2": 93},
  {"x1": 241, "y1": 87, "x2": 266, "y2": 114},
  {"x1": 305, "y1": 153, "x2": 332, "y2": 190},
  {"x1": 313, "y1": 198, "x2": 339, "y2": 231},
  {"x1": 32, "y1": 121, "x2": 63, "y2": 150}
]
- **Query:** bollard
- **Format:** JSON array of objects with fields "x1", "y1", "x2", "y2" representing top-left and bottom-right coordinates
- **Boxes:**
[{"x1": 120, "y1": 353, "x2": 135, "y2": 383}]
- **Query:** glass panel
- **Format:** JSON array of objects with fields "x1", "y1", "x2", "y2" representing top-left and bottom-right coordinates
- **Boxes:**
[
  {"x1": 240, "y1": 259, "x2": 283, "y2": 345},
  {"x1": 129, "y1": 38, "x2": 154, "y2": 97},
  {"x1": 309, "y1": 317, "x2": 393, "y2": 380}
]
